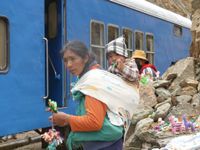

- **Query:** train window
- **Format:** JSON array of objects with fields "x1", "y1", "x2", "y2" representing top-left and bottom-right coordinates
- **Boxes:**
[
  {"x1": 108, "y1": 25, "x2": 119, "y2": 43},
  {"x1": 0, "y1": 18, "x2": 9, "y2": 73},
  {"x1": 173, "y1": 25, "x2": 182, "y2": 37},
  {"x1": 47, "y1": 1, "x2": 57, "y2": 38},
  {"x1": 90, "y1": 21, "x2": 105, "y2": 66},
  {"x1": 135, "y1": 31, "x2": 143, "y2": 50},
  {"x1": 146, "y1": 34, "x2": 155, "y2": 64},
  {"x1": 123, "y1": 28, "x2": 133, "y2": 57}
]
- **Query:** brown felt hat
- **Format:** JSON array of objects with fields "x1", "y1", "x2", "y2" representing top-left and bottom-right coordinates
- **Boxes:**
[{"x1": 132, "y1": 50, "x2": 148, "y2": 61}]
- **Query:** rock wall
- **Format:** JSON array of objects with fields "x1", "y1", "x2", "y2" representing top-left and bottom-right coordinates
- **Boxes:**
[
  {"x1": 146, "y1": 0, "x2": 192, "y2": 18},
  {"x1": 191, "y1": 9, "x2": 200, "y2": 58},
  {"x1": 125, "y1": 57, "x2": 200, "y2": 150},
  {"x1": 147, "y1": 0, "x2": 200, "y2": 59},
  {"x1": 192, "y1": 0, "x2": 200, "y2": 12}
]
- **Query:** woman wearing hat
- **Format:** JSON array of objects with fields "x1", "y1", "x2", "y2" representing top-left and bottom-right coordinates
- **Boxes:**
[
  {"x1": 132, "y1": 50, "x2": 158, "y2": 78},
  {"x1": 105, "y1": 36, "x2": 139, "y2": 84}
]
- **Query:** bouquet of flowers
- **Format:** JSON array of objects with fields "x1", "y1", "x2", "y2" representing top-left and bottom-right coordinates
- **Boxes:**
[{"x1": 41, "y1": 99, "x2": 63, "y2": 150}]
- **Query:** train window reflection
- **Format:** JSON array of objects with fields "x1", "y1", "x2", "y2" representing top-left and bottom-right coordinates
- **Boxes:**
[
  {"x1": 90, "y1": 21, "x2": 105, "y2": 67},
  {"x1": 135, "y1": 31, "x2": 143, "y2": 50},
  {"x1": 48, "y1": 1, "x2": 57, "y2": 38},
  {"x1": 146, "y1": 34, "x2": 154, "y2": 64},
  {"x1": 0, "y1": 18, "x2": 9, "y2": 73},
  {"x1": 108, "y1": 25, "x2": 119, "y2": 43},
  {"x1": 173, "y1": 24, "x2": 182, "y2": 37},
  {"x1": 123, "y1": 28, "x2": 133, "y2": 57}
]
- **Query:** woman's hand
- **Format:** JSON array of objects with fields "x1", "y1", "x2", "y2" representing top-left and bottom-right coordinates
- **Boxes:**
[
  {"x1": 49, "y1": 112, "x2": 70, "y2": 127},
  {"x1": 116, "y1": 58, "x2": 125, "y2": 71}
]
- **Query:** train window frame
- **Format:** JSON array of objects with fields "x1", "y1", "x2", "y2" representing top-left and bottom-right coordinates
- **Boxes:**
[
  {"x1": 107, "y1": 24, "x2": 120, "y2": 43},
  {"x1": 134, "y1": 30, "x2": 144, "y2": 50},
  {"x1": 146, "y1": 33, "x2": 155, "y2": 64},
  {"x1": 173, "y1": 24, "x2": 182, "y2": 37},
  {"x1": 122, "y1": 27, "x2": 133, "y2": 57},
  {"x1": 90, "y1": 20, "x2": 105, "y2": 67},
  {"x1": 0, "y1": 17, "x2": 9, "y2": 74},
  {"x1": 47, "y1": 1, "x2": 58, "y2": 39}
]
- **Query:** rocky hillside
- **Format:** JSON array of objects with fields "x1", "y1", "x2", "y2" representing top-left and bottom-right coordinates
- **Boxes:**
[
  {"x1": 147, "y1": 0, "x2": 200, "y2": 59},
  {"x1": 125, "y1": 57, "x2": 200, "y2": 150},
  {"x1": 146, "y1": 0, "x2": 192, "y2": 18}
]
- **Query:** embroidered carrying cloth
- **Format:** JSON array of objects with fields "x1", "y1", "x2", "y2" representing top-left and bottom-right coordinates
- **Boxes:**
[{"x1": 71, "y1": 69, "x2": 139, "y2": 127}]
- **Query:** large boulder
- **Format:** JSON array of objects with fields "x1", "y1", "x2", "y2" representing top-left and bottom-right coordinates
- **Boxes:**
[
  {"x1": 179, "y1": 78, "x2": 199, "y2": 88},
  {"x1": 154, "y1": 103, "x2": 171, "y2": 120},
  {"x1": 176, "y1": 95, "x2": 192, "y2": 104},
  {"x1": 131, "y1": 105, "x2": 154, "y2": 125},
  {"x1": 168, "y1": 103, "x2": 200, "y2": 117},
  {"x1": 139, "y1": 82, "x2": 158, "y2": 107},
  {"x1": 162, "y1": 57, "x2": 195, "y2": 91},
  {"x1": 191, "y1": 93, "x2": 200, "y2": 107},
  {"x1": 155, "y1": 88, "x2": 171, "y2": 103},
  {"x1": 177, "y1": 86, "x2": 197, "y2": 96},
  {"x1": 134, "y1": 118, "x2": 155, "y2": 142}
]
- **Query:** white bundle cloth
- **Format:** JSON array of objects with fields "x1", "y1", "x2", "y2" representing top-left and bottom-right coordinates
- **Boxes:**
[
  {"x1": 159, "y1": 132, "x2": 200, "y2": 150},
  {"x1": 71, "y1": 69, "x2": 139, "y2": 127}
]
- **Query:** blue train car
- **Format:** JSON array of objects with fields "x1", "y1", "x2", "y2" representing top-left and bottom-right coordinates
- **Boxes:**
[{"x1": 0, "y1": 0, "x2": 191, "y2": 136}]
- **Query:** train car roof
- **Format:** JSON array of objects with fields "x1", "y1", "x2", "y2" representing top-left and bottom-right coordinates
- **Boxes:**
[{"x1": 110, "y1": 0, "x2": 192, "y2": 29}]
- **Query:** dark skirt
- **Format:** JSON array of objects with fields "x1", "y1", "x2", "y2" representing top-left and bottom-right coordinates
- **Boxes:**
[{"x1": 82, "y1": 138, "x2": 123, "y2": 150}]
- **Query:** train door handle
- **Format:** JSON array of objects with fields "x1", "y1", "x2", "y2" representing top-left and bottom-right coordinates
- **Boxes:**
[
  {"x1": 48, "y1": 56, "x2": 61, "y2": 80},
  {"x1": 43, "y1": 37, "x2": 49, "y2": 100}
]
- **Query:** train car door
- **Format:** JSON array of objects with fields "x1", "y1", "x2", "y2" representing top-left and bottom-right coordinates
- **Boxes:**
[
  {"x1": 45, "y1": 0, "x2": 77, "y2": 116},
  {"x1": 45, "y1": 0, "x2": 66, "y2": 107},
  {"x1": 0, "y1": 0, "x2": 49, "y2": 136}
]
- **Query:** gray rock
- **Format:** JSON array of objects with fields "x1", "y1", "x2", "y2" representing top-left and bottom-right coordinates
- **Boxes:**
[
  {"x1": 196, "y1": 75, "x2": 200, "y2": 82},
  {"x1": 165, "y1": 73, "x2": 177, "y2": 81},
  {"x1": 170, "y1": 85, "x2": 181, "y2": 96},
  {"x1": 124, "y1": 146, "x2": 142, "y2": 150},
  {"x1": 169, "y1": 103, "x2": 200, "y2": 117},
  {"x1": 191, "y1": 93, "x2": 200, "y2": 107},
  {"x1": 196, "y1": 68, "x2": 200, "y2": 75},
  {"x1": 139, "y1": 83, "x2": 157, "y2": 107},
  {"x1": 153, "y1": 80, "x2": 171, "y2": 89},
  {"x1": 131, "y1": 105, "x2": 154, "y2": 125},
  {"x1": 125, "y1": 124, "x2": 136, "y2": 142},
  {"x1": 125, "y1": 134, "x2": 142, "y2": 149},
  {"x1": 177, "y1": 86, "x2": 197, "y2": 96},
  {"x1": 179, "y1": 78, "x2": 199, "y2": 88},
  {"x1": 134, "y1": 118, "x2": 159, "y2": 143},
  {"x1": 176, "y1": 95, "x2": 192, "y2": 104},
  {"x1": 171, "y1": 96, "x2": 178, "y2": 106},
  {"x1": 137, "y1": 129, "x2": 158, "y2": 143},
  {"x1": 162, "y1": 57, "x2": 195, "y2": 91},
  {"x1": 154, "y1": 103, "x2": 171, "y2": 120},
  {"x1": 125, "y1": 124, "x2": 136, "y2": 140},
  {"x1": 155, "y1": 88, "x2": 171, "y2": 102},
  {"x1": 141, "y1": 142, "x2": 152, "y2": 150},
  {"x1": 155, "y1": 98, "x2": 172, "y2": 109},
  {"x1": 135, "y1": 118, "x2": 154, "y2": 139},
  {"x1": 198, "y1": 82, "x2": 200, "y2": 92}
]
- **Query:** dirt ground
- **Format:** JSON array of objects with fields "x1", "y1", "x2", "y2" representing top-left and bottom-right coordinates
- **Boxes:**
[
  {"x1": 14, "y1": 142, "x2": 42, "y2": 150},
  {"x1": 0, "y1": 131, "x2": 43, "y2": 150}
]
